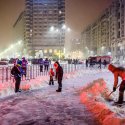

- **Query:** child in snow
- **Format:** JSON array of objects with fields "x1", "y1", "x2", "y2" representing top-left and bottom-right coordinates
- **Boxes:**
[
  {"x1": 108, "y1": 64, "x2": 125, "y2": 104},
  {"x1": 49, "y1": 68, "x2": 55, "y2": 85}
]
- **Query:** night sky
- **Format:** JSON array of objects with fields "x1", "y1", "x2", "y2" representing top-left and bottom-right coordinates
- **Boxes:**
[{"x1": 0, "y1": 0, "x2": 112, "y2": 52}]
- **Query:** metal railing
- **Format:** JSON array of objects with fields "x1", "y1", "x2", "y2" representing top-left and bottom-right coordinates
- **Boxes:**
[{"x1": 0, "y1": 64, "x2": 84, "y2": 83}]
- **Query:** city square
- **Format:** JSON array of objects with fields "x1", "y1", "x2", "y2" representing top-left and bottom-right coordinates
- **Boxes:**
[{"x1": 0, "y1": 0, "x2": 125, "y2": 125}]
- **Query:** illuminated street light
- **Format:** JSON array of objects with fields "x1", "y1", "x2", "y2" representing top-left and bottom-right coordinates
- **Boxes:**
[
  {"x1": 10, "y1": 45, "x2": 14, "y2": 49},
  {"x1": 67, "y1": 28, "x2": 71, "y2": 32},
  {"x1": 50, "y1": 24, "x2": 71, "y2": 60},
  {"x1": 62, "y1": 24, "x2": 66, "y2": 30},
  {"x1": 18, "y1": 40, "x2": 22, "y2": 45},
  {"x1": 50, "y1": 26, "x2": 55, "y2": 32},
  {"x1": 107, "y1": 52, "x2": 111, "y2": 55}
]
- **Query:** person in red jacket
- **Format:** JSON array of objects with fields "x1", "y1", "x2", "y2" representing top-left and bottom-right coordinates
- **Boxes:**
[
  {"x1": 54, "y1": 61, "x2": 63, "y2": 92},
  {"x1": 108, "y1": 64, "x2": 125, "y2": 104},
  {"x1": 49, "y1": 68, "x2": 54, "y2": 85}
]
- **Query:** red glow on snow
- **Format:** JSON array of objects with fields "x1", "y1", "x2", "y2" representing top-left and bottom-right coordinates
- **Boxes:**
[{"x1": 80, "y1": 79, "x2": 125, "y2": 125}]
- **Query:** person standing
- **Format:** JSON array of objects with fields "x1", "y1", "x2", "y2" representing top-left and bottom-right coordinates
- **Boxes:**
[
  {"x1": 98, "y1": 58, "x2": 101, "y2": 69},
  {"x1": 86, "y1": 59, "x2": 88, "y2": 68},
  {"x1": 11, "y1": 60, "x2": 23, "y2": 93},
  {"x1": 54, "y1": 61, "x2": 63, "y2": 92},
  {"x1": 39, "y1": 58, "x2": 44, "y2": 72},
  {"x1": 44, "y1": 58, "x2": 50, "y2": 71},
  {"x1": 49, "y1": 68, "x2": 55, "y2": 85},
  {"x1": 22, "y1": 57, "x2": 28, "y2": 79},
  {"x1": 103, "y1": 60, "x2": 107, "y2": 68},
  {"x1": 108, "y1": 64, "x2": 125, "y2": 104}
]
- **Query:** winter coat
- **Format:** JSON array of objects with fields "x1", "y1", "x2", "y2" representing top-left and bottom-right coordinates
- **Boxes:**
[
  {"x1": 22, "y1": 59, "x2": 28, "y2": 68},
  {"x1": 49, "y1": 69, "x2": 54, "y2": 77},
  {"x1": 39, "y1": 59, "x2": 44, "y2": 65},
  {"x1": 108, "y1": 64, "x2": 125, "y2": 87},
  {"x1": 44, "y1": 60, "x2": 49, "y2": 66},
  {"x1": 11, "y1": 65, "x2": 23, "y2": 78},
  {"x1": 55, "y1": 65, "x2": 63, "y2": 81}
]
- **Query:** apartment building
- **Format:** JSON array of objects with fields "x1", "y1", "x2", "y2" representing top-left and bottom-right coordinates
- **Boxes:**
[
  {"x1": 25, "y1": 0, "x2": 65, "y2": 58},
  {"x1": 81, "y1": 0, "x2": 125, "y2": 61}
]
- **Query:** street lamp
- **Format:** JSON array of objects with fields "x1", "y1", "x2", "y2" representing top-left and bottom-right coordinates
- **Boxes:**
[{"x1": 50, "y1": 24, "x2": 71, "y2": 60}]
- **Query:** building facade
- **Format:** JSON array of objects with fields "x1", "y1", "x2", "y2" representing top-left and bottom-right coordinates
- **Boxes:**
[
  {"x1": 25, "y1": 0, "x2": 65, "y2": 58},
  {"x1": 81, "y1": 0, "x2": 125, "y2": 62}
]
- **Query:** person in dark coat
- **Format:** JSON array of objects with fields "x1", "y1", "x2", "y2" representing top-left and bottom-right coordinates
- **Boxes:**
[
  {"x1": 98, "y1": 59, "x2": 101, "y2": 69},
  {"x1": 86, "y1": 59, "x2": 88, "y2": 68},
  {"x1": 103, "y1": 60, "x2": 107, "y2": 68},
  {"x1": 54, "y1": 61, "x2": 63, "y2": 92},
  {"x1": 39, "y1": 58, "x2": 44, "y2": 72},
  {"x1": 44, "y1": 58, "x2": 50, "y2": 71},
  {"x1": 11, "y1": 60, "x2": 23, "y2": 93}
]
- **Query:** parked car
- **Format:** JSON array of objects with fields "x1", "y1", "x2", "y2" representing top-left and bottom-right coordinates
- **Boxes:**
[{"x1": 0, "y1": 61, "x2": 8, "y2": 65}]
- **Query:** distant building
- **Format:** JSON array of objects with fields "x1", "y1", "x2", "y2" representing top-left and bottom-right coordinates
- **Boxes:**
[
  {"x1": 24, "y1": 0, "x2": 65, "y2": 58},
  {"x1": 81, "y1": 0, "x2": 125, "y2": 61}
]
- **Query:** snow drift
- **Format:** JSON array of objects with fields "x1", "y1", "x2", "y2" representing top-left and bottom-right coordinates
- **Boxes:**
[{"x1": 80, "y1": 79, "x2": 125, "y2": 125}]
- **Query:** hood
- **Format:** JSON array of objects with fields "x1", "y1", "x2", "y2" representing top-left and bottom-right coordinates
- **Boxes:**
[
  {"x1": 54, "y1": 61, "x2": 60, "y2": 69},
  {"x1": 108, "y1": 64, "x2": 116, "y2": 73}
]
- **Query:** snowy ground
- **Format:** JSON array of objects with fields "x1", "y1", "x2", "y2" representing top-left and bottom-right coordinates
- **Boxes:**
[{"x1": 0, "y1": 67, "x2": 124, "y2": 124}]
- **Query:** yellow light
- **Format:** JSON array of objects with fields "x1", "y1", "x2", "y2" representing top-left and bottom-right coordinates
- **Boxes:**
[
  {"x1": 49, "y1": 49, "x2": 52, "y2": 53},
  {"x1": 44, "y1": 49, "x2": 47, "y2": 53}
]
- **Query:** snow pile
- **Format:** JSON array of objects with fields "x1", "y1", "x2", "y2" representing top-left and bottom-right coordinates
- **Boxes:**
[
  {"x1": 80, "y1": 79, "x2": 125, "y2": 125},
  {"x1": 0, "y1": 71, "x2": 76, "y2": 98}
]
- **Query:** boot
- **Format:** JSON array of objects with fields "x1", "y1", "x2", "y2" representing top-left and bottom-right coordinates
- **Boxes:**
[
  {"x1": 52, "y1": 81, "x2": 54, "y2": 85},
  {"x1": 116, "y1": 91, "x2": 124, "y2": 104},
  {"x1": 56, "y1": 88, "x2": 61, "y2": 92}
]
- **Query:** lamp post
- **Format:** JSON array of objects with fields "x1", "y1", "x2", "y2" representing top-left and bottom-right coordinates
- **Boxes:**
[{"x1": 50, "y1": 24, "x2": 71, "y2": 61}]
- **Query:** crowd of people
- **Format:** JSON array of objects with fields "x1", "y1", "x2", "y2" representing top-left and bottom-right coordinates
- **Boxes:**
[
  {"x1": 85, "y1": 58, "x2": 108, "y2": 69},
  {"x1": 11, "y1": 57, "x2": 63, "y2": 93},
  {"x1": 9, "y1": 56, "x2": 125, "y2": 105}
]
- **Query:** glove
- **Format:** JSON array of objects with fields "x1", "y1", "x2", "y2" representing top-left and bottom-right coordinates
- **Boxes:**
[{"x1": 113, "y1": 87, "x2": 116, "y2": 92}]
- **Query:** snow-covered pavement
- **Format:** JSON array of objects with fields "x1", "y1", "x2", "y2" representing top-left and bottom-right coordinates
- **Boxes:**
[
  {"x1": 0, "y1": 74, "x2": 99, "y2": 125},
  {"x1": 0, "y1": 67, "x2": 122, "y2": 125}
]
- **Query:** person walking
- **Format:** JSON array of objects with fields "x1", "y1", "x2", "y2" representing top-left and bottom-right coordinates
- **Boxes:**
[
  {"x1": 108, "y1": 64, "x2": 125, "y2": 104},
  {"x1": 11, "y1": 60, "x2": 23, "y2": 93},
  {"x1": 54, "y1": 61, "x2": 63, "y2": 92}
]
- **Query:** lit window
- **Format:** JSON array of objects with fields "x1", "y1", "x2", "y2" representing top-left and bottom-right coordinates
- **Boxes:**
[
  {"x1": 49, "y1": 49, "x2": 52, "y2": 53},
  {"x1": 44, "y1": 49, "x2": 47, "y2": 53},
  {"x1": 54, "y1": 49, "x2": 57, "y2": 53}
]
